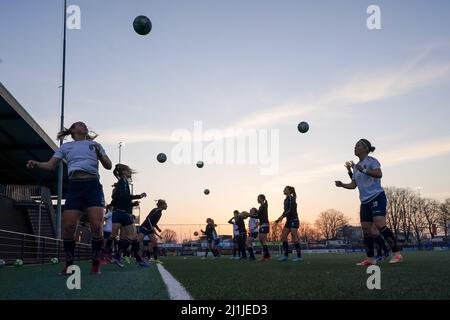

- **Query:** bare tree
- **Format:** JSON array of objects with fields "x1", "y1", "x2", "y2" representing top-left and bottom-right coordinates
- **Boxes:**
[
  {"x1": 410, "y1": 198, "x2": 427, "y2": 246},
  {"x1": 268, "y1": 221, "x2": 283, "y2": 242},
  {"x1": 386, "y1": 187, "x2": 402, "y2": 237},
  {"x1": 314, "y1": 209, "x2": 350, "y2": 240},
  {"x1": 298, "y1": 222, "x2": 321, "y2": 243},
  {"x1": 160, "y1": 229, "x2": 177, "y2": 243},
  {"x1": 421, "y1": 198, "x2": 439, "y2": 238},
  {"x1": 437, "y1": 199, "x2": 449, "y2": 240},
  {"x1": 399, "y1": 189, "x2": 415, "y2": 243}
]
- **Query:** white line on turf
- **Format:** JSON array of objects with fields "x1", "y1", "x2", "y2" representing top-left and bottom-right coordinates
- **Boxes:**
[{"x1": 156, "y1": 263, "x2": 193, "y2": 300}]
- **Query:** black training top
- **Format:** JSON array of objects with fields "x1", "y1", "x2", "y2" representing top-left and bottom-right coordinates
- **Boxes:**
[
  {"x1": 141, "y1": 208, "x2": 162, "y2": 230},
  {"x1": 283, "y1": 195, "x2": 298, "y2": 221},
  {"x1": 255, "y1": 203, "x2": 269, "y2": 224},
  {"x1": 111, "y1": 178, "x2": 140, "y2": 214},
  {"x1": 234, "y1": 216, "x2": 246, "y2": 233},
  {"x1": 203, "y1": 224, "x2": 216, "y2": 237}
]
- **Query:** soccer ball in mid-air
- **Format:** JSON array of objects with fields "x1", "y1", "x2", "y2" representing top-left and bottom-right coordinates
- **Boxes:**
[
  {"x1": 50, "y1": 257, "x2": 59, "y2": 264},
  {"x1": 193, "y1": 231, "x2": 199, "y2": 236},
  {"x1": 157, "y1": 153, "x2": 167, "y2": 163},
  {"x1": 297, "y1": 121, "x2": 309, "y2": 133},
  {"x1": 133, "y1": 15, "x2": 152, "y2": 35},
  {"x1": 196, "y1": 161, "x2": 204, "y2": 168},
  {"x1": 204, "y1": 189, "x2": 210, "y2": 195},
  {"x1": 14, "y1": 259, "x2": 23, "y2": 267}
]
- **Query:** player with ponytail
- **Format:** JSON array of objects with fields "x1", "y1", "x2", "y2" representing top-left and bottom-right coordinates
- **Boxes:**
[
  {"x1": 335, "y1": 139, "x2": 402, "y2": 265},
  {"x1": 275, "y1": 186, "x2": 303, "y2": 262},
  {"x1": 27, "y1": 121, "x2": 112, "y2": 274},
  {"x1": 109, "y1": 163, "x2": 149, "y2": 267}
]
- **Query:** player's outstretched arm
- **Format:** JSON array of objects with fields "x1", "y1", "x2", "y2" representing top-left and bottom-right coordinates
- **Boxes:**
[
  {"x1": 26, "y1": 157, "x2": 60, "y2": 171},
  {"x1": 335, "y1": 180, "x2": 357, "y2": 190}
]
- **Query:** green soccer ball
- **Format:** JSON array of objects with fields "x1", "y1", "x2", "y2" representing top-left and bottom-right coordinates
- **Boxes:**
[{"x1": 14, "y1": 259, "x2": 24, "y2": 267}]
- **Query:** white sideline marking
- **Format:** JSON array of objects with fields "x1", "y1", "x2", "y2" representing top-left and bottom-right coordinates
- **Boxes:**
[{"x1": 156, "y1": 263, "x2": 193, "y2": 300}]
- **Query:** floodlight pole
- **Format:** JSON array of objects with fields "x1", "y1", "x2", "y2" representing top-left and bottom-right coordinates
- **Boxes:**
[
  {"x1": 56, "y1": 0, "x2": 67, "y2": 239},
  {"x1": 118, "y1": 142, "x2": 123, "y2": 164}
]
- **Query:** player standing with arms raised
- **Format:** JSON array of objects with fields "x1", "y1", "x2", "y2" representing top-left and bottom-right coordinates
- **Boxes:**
[{"x1": 335, "y1": 139, "x2": 402, "y2": 265}]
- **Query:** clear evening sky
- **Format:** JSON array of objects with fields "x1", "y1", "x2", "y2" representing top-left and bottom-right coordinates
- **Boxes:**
[{"x1": 1, "y1": 0, "x2": 450, "y2": 225}]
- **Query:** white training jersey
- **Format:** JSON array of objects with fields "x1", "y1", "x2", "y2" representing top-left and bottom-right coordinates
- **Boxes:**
[
  {"x1": 352, "y1": 156, "x2": 384, "y2": 203},
  {"x1": 249, "y1": 217, "x2": 259, "y2": 233},
  {"x1": 233, "y1": 222, "x2": 240, "y2": 236},
  {"x1": 104, "y1": 210, "x2": 112, "y2": 232}
]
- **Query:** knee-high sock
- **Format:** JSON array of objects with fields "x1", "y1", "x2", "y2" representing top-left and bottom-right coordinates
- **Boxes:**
[
  {"x1": 91, "y1": 237, "x2": 103, "y2": 266},
  {"x1": 247, "y1": 247, "x2": 255, "y2": 258},
  {"x1": 232, "y1": 247, "x2": 237, "y2": 257},
  {"x1": 294, "y1": 242, "x2": 301, "y2": 258},
  {"x1": 374, "y1": 235, "x2": 386, "y2": 256},
  {"x1": 131, "y1": 240, "x2": 142, "y2": 262},
  {"x1": 380, "y1": 226, "x2": 400, "y2": 253},
  {"x1": 153, "y1": 246, "x2": 159, "y2": 260},
  {"x1": 262, "y1": 245, "x2": 270, "y2": 258},
  {"x1": 239, "y1": 236, "x2": 247, "y2": 258},
  {"x1": 204, "y1": 248, "x2": 209, "y2": 257},
  {"x1": 115, "y1": 239, "x2": 131, "y2": 260},
  {"x1": 63, "y1": 238, "x2": 76, "y2": 266},
  {"x1": 104, "y1": 238, "x2": 113, "y2": 254},
  {"x1": 283, "y1": 241, "x2": 289, "y2": 257},
  {"x1": 363, "y1": 234, "x2": 375, "y2": 258}
]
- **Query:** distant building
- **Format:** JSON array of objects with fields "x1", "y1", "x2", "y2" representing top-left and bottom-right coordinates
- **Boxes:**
[{"x1": 336, "y1": 225, "x2": 363, "y2": 244}]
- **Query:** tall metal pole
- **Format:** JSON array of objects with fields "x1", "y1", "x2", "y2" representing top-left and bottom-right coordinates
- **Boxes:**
[
  {"x1": 56, "y1": 0, "x2": 67, "y2": 239},
  {"x1": 118, "y1": 142, "x2": 123, "y2": 164}
]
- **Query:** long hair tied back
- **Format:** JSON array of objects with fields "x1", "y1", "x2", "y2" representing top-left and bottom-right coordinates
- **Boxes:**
[
  {"x1": 113, "y1": 163, "x2": 136, "y2": 179},
  {"x1": 359, "y1": 139, "x2": 376, "y2": 153},
  {"x1": 285, "y1": 186, "x2": 297, "y2": 199},
  {"x1": 258, "y1": 194, "x2": 268, "y2": 207},
  {"x1": 57, "y1": 121, "x2": 98, "y2": 141}
]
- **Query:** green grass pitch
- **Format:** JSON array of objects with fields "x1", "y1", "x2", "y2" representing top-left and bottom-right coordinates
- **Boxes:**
[
  {"x1": 0, "y1": 251, "x2": 449, "y2": 300},
  {"x1": 0, "y1": 261, "x2": 169, "y2": 300}
]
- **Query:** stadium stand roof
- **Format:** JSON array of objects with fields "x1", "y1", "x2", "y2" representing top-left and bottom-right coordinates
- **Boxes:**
[{"x1": 0, "y1": 81, "x2": 67, "y2": 194}]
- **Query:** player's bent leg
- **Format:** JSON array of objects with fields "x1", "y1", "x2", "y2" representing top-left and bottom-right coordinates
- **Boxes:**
[
  {"x1": 373, "y1": 216, "x2": 402, "y2": 264},
  {"x1": 60, "y1": 210, "x2": 81, "y2": 275},
  {"x1": 87, "y1": 206, "x2": 105, "y2": 274},
  {"x1": 290, "y1": 229, "x2": 303, "y2": 262},
  {"x1": 359, "y1": 222, "x2": 377, "y2": 266},
  {"x1": 246, "y1": 237, "x2": 256, "y2": 260},
  {"x1": 278, "y1": 228, "x2": 290, "y2": 261}
]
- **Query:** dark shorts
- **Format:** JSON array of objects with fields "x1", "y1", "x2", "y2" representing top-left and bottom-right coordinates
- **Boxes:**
[
  {"x1": 139, "y1": 225, "x2": 154, "y2": 236},
  {"x1": 214, "y1": 238, "x2": 220, "y2": 246},
  {"x1": 143, "y1": 240, "x2": 150, "y2": 247},
  {"x1": 360, "y1": 192, "x2": 387, "y2": 223},
  {"x1": 284, "y1": 219, "x2": 299, "y2": 229},
  {"x1": 207, "y1": 237, "x2": 214, "y2": 244},
  {"x1": 103, "y1": 231, "x2": 111, "y2": 239},
  {"x1": 249, "y1": 232, "x2": 258, "y2": 238},
  {"x1": 259, "y1": 225, "x2": 269, "y2": 234},
  {"x1": 233, "y1": 236, "x2": 239, "y2": 244},
  {"x1": 64, "y1": 179, "x2": 105, "y2": 211},
  {"x1": 112, "y1": 210, "x2": 134, "y2": 226}
]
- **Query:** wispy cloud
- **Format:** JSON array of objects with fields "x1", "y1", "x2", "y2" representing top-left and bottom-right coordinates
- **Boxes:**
[
  {"x1": 233, "y1": 48, "x2": 450, "y2": 129},
  {"x1": 95, "y1": 46, "x2": 450, "y2": 144},
  {"x1": 263, "y1": 136, "x2": 450, "y2": 191}
]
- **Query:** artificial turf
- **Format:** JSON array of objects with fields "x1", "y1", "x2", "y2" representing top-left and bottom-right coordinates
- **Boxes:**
[
  {"x1": 0, "y1": 260, "x2": 169, "y2": 300},
  {"x1": 162, "y1": 251, "x2": 450, "y2": 300},
  {"x1": 1, "y1": 252, "x2": 449, "y2": 300}
]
